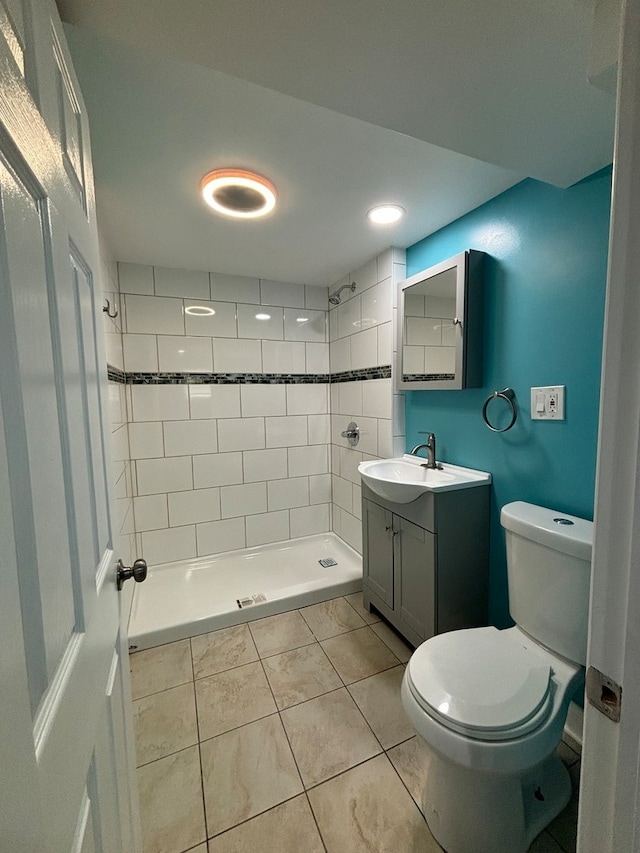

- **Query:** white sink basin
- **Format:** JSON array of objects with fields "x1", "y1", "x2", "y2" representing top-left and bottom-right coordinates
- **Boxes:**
[{"x1": 358, "y1": 455, "x2": 491, "y2": 503}]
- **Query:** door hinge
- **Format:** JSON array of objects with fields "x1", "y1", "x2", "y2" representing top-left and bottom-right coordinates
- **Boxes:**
[{"x1": 586, "y1": 666, "x2": 622, "y2": 722}]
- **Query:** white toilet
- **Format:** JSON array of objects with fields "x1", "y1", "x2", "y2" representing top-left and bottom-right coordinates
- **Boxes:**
[{"x1": 401, "y1": 501, "x2": 592, "y2": 853}]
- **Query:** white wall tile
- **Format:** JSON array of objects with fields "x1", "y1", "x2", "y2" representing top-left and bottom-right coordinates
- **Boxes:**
[
  {"x1": 404, "y1": 293, "x2": 425, "y2": 317},
  {"x1": 134, "y1": 494, "x2": 168, "y2": 532},
  {"x1": 309, "y1": 473, "x2": 331, "y2": 504},
  {"x1": 305, "y1": 343, "x2": 329, "y2": 374},
  {"x1": 284, "y1": 308, "x2": 326, "y2": 342},
  {"x1": 118, "y1": 263, "x2": 154, "y2": 295},
  {"x1": 377, "y1": 249, "x2": 393, "y2": 283},
  {"x1": 268, "y1": 477, "x2": 309, "y2": 511},
  {"x1": 141, "y1": 525, "x2": 196, "y2": 566},
  {"x1": 288, "y1": 445, "x2": 328, "y2": 477},
  {"x1": 242, "y1": 448, "x2": 288, "y2": 483},
  {"x1": 241, "y1": 384, "x2": 286, "y2": 417},
  {"x1": 377, "y1": 322, "x2": 392, "y2": 364},
  {"x1": 131, "y1": 385, "x2": 190, "y2": 422},
  {"x1": 193, "y1": 452, "x2": 243, "y2": 488},
  {"x1": 332, "y1": 475, "x2": 353, "y2": 513},
  {"x1": 154, "y1": 267, "x2": 209, "y2": 300},
  {"x1": 260, "y1": 280, "x2": 305, "y2": 307},
  {"x1": 157, "y1": 335, "x2": 213, "y2": 372},
  {"x1": 378, "y1": 419, "x2": 393, "y2": 457},
  {"x1": 221, "y1": 482, "x2": 267, "y2": 518},
  {"x1": 136, "y1": 456, "x2": 193, "y2": 495},
  {"x1": 351, "y1": 258, "x2": 377, "y2": 293},
  {"x1": 337, "y1": 381, "x2": 362, "y2": 416},
  {"x1": 352, "y1": 484, "x2": 362, "y2": 519},
  {"x1": 328, "y1": 305, "x2": 339, "y2": 342},
  {"x1": 168, "y1": 488, "x2": 221, "y2": 526},
  {"x1": 361, "y1": 279, "x2": 392, "y2": 328},
  {"x1": 184, "y1": 301, "x2": 237, "y2": 338},
  {"x1": 128, "y1": 422, "x2": 164, "y2": 459},
  {"x1": 246, "y1": 510, "x2": 290, "y2": 547},
  {"x1": 425, "y1": 346, "x2": 456, "y2": 373},
  {"x1": 265, "y1": 416, "x2": 307, "y2": 448},
  {"x1": 338, "y1": 446, "x2": 363, "y2": 484},
  {"x1": 285, "y1": 384, "x2": 328, "y2": 415},
  {"x1": 189, "y1": 385, "x2": 240, "y2": 419},
  {"x1": 262, "y1": 340, "x2": 305, "y2": 373},
  {"x1": 441, "y1": 320, "x2": 457, "y2": 346},
  {"x1": 125, "y1": 295, "x2": 184, "y2": 335},
  {"x1": 329, "y1": 337, "x2": 351, "y2": 373},
  {"x1": 393, "y1": 435, "x2": 406, "y2": 456},
  {"x1": 362, "y1": 379, "x2": 392, "y2": 419},
  {"x1": 308, "y1": 414, "x2": 330, "y2": 445},
  {"x1": 340, "y1": 510, "x2": 363, "y2": 553},
  {"x1": 210, "y1": 273, "x2": 260, "y2": 304},
  {"x1": 290, "y1": 504, "x2": 330, "y2": 538},
  {"x1": 123, "y1": 334, "x2": 158, "y2": 372},
  {"x1": 406, "y1": 317, "x2": 442, "y2": 347},
  {"x1": 351, "y1": 327, "x2": 378, "y2": 370},
  {"x1": 392, "y1": 393, "x2": 406, "y2": 437},
  {"x1": 355, "y1": 416, "x2": 379, "y2": 456},
  {"x1": 164, "y1": 420, "x2": 218, "y2": 456},
  {"x1": 403, "y1": 345, "x2": 424, "y2": 374},
  {"x1": 337, "y1": 296, "x2": 361, "y2": 339},
  {"x1": 197, "y1": 517, "x2": 246, "y2": 556},
  {"x1": 237, "y1": 304, "x2": 284, "y2": 340},
  {"x1": 305, "y1": 285, "x2": 328, "y2": 311},
  {"x1": 213, "y1": 338, "x2": 262, "y2": 373},
  {"x1": 217, "y1": 417, "x2": 265, "y2": 452},
  {"x1": 110, "y1": 423, "x2": 129, "y2": 464}
]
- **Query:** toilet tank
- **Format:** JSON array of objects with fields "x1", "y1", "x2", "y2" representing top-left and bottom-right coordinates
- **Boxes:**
[{"x1": 501, "y1": 501, "x2": 593, "y2": 666}]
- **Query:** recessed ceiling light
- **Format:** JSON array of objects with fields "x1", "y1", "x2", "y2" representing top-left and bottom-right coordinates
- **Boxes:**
[
  {"x1": 201, "y1": 169, "x2": 277, "y2": 219},
  {"x1": 185, "y1": 305, "x2": 215, "y2": 316},
  {"x1": 367, "y1": 204, "x2": 405, "y2": 225}
]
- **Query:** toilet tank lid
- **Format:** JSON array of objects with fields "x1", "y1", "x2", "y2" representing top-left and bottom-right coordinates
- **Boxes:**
[{"x1": 500, "y1": 501, "x2": 592, "y2": 561}]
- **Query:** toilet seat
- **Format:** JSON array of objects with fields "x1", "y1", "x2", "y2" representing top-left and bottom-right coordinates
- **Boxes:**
[{"x1": 406, "y1": 627, "x2": 554, "y2": 741}]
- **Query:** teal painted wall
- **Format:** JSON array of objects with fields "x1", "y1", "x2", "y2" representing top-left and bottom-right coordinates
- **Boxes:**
[{"x1": 405, "y1": 169, "x2": 612, "y2": 626}]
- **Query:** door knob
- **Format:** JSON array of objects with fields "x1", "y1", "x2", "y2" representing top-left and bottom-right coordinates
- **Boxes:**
[{"x1": 116, "y1": 558, "x2": 148, "y2": 591}]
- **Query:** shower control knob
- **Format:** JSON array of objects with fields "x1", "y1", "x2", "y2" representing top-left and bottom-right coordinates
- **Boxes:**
[{"x1": 116, "y1": 557, "x2": 148, "y2": 591}]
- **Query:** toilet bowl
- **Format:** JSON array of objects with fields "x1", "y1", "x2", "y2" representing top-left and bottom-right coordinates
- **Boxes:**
[{"x1": 401, "y1": 501, "x2": 592, "y2": 853}]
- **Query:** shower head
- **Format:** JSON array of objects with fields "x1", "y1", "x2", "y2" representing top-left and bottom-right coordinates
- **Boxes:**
[{"x1": 329, "y1": 281, "x2": 356, "y2": 305}]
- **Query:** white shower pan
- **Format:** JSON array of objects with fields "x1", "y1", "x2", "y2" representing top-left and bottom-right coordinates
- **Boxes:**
[{"x1": 128, "y1": 532, "x2": 362, "y2": 651}]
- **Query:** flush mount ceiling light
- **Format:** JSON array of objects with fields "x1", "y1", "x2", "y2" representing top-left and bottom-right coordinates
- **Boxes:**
[
  {"x1": 367, "y1": 204, "x2": 405, "y2": 225},
  {"x1": 201, "y1": 169, "x2": 277, "y2": 219}
]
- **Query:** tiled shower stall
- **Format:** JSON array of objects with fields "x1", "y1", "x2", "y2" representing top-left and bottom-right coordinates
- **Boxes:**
[{"x1": 104, "y1": 247, "x2": 406, "y2": 566}]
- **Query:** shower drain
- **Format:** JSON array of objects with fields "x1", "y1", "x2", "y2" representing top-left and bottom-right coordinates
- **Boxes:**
[{"x1": 319, "y1": 557, "x2": 338, "y2": 567}]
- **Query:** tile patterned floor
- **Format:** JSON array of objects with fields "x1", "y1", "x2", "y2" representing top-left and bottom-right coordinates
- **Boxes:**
[{"x1": 130, "y1": 593, "x2": 581, "y2": 853}]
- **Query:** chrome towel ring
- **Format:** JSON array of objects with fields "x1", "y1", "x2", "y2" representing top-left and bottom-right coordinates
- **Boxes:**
[{"x1": 482, "y1": 387, "x2": 517, "y2": 432}]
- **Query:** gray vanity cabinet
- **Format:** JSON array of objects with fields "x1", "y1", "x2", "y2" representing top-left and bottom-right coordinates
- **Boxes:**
[{"x1": 362, "y1": 481, "x2": 490, "y2": 648}]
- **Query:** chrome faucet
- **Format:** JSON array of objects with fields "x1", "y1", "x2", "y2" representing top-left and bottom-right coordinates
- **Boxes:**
[{"x1": 410, "y1": 432, "x2": 441, "y2": 469}]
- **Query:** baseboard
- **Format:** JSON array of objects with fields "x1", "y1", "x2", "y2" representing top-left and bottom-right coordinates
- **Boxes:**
[{"x1": 563, "y1": 700, "x2": 583, "y2": 753}]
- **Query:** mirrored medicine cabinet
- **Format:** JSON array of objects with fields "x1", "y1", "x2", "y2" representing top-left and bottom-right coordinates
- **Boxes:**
[{"x1": 395, "y1": 250, "x2": 485, "y2": 390}]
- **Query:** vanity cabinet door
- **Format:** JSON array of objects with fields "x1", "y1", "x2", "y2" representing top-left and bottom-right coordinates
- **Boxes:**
[
  {"x1": 394, "y1": 515, "x2": 436, "y2": 641},
  {"x1": 363, "y1": 499, "x2": 394, "y2": 607}
]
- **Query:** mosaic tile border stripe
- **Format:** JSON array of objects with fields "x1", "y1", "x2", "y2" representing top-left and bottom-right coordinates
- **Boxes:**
[
  {"x1": 106, "y1": 365, "x2": 392, "y2": 385},
  {"x1": 402, "y1": 373, "x2": 455, "y2": 381}
]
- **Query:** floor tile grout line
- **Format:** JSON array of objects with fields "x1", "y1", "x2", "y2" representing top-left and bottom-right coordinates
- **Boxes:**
[
  {"x1": 191, "y1": 643, "x2": 214, "y2": 848},
  {"x1": 255, "y1": 645, "x2": 329, "y2": 850},
  {"x1": 303, "y1": 789, "x2": 330, "y2": 853}
]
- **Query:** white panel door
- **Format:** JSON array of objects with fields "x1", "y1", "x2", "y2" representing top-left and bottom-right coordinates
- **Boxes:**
[{"x1": 0, "y1": 1, "x2": 140, "y2": 851}]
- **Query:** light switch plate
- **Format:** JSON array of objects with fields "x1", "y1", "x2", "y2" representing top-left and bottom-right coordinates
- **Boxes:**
[{"x1": 530, "y1": 385, "x2": 565, "y2": 420}]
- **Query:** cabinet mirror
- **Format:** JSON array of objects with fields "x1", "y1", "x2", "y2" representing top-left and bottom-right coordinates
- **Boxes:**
[{"x1": 396, "y1": 250, "x2": 485, "y2": 390}]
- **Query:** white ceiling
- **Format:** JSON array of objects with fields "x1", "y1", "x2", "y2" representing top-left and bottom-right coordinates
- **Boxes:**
[{"x1": 58, "y1": 0, "x2": 616, "y2": 286}]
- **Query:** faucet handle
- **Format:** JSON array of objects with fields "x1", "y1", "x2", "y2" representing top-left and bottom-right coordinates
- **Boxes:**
[{"x1": 418, "y1": 430, "x2": 435, "y2": 439}]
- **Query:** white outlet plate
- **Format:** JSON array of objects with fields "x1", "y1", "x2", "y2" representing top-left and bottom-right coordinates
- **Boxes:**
[{"x1": 531, "y1": 385, "x2": 565, "y2": 420}]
